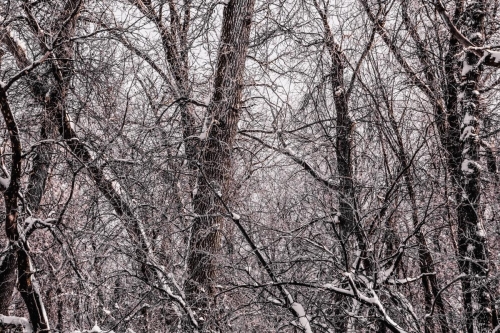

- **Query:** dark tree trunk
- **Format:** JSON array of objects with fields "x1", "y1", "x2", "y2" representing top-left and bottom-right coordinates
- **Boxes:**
[
  {"x1": 0, "y1": 0, "x2": 81, "y2": 319},
  {"x1": 0, "y1": 86, "x2": 50, "y2": 332},
  {"x1": 456, "y1": 0, "x2": 494, "y2": 330},
  {"x1": 185, "y1": 0, "x2": 256, "y2": 324}
]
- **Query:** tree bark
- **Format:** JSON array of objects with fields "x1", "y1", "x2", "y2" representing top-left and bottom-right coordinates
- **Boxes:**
[
  {"x1": 185, "y1": 0, "x2": 256, "y2": 322},
  {"x1": 0, "y1": 85, "x2": 50, "y2": 332},
  {"x1": 0, "y1": 0, "x2": 81, "y2": 317},
  {"x1": 456, "y1": 0, "x2": 494, "y2": 331}
]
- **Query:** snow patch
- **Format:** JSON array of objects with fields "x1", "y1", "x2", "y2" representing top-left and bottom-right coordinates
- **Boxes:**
[
  {"x1": 462, "y1": 61, "x2": 474, "y2": 76},
  {"x1": 291, "y1": 302, "x2": 312, "y2": 333},
  {"x1": 376, "y1": 269, "x2": 391, "y2": 284},
  {"x1": 489, "y1": 51, "x2": 500, "y2": 64},
  {"x1": 0, "y1": 176, "x2": 10, "y2": 189},
  {"x1": 65, "y1": 112, "x2": 77, "y2": 131},
  {"x1": 192, "y1": 181, "x2": 198, "y2": 197},
  {"x1": 461, "y1": 159, "x2": 481, "y2": 174},
  {"x1": 460, "y1": 126, "x2": 476, "y2": 141},
  {"x1": 477, "y1": 221, "x2": 486, "y2": 238},
  {"x1": 90, "y1": 324, "x2": 102, "y2": 332},
  {"x1": 199, "y1": 116, "x2": 210, "y2": 140},
  {"x1": 267, "y1": 297, "x2": 283, "y2": 305},
  {"x1": 461, "y1": 159, "x2": 473, "y2": 174},
  {"x1": 0, "y1": 315, "x2": 33, "y2": 333},
  {"x1": 462, "y1": 113, "x2": 476, "y2": 126},
  {"x1": 484, "y1": 205, "x2": 493, "y2": 220},
  {"x1": 468, "y1": 32, "x2": 483, "y2": 41}
]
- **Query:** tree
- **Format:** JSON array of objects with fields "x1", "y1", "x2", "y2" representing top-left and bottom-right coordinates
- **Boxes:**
[
  {"x1": 1, "y1": 0, "x2": 500, "y2": 332},
  {"x1": 185, "y1": 0, "x2": 256, "y2": 320}
]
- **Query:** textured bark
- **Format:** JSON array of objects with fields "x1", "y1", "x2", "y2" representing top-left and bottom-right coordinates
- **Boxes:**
[
  {"x1": 363, "y1": 0, "x2": 499, "y2": 331},
  {"x1": 185, "y1": 0, "x2": 255, "y2": 317},
  {"x1": 0, "y1": 86, "x2": 50, "y2": 332},
  {"x1": 442, "y1": 0, "x2": 465, "y2": 190},
  {"x1": 25, "y1": 122, "x2": 53, "y2": 214},
  {"x1": 0, "y1": 0, "x2": 81, "y2": 317},
  {"x1": 456, "y1": 0, "x2": 494, "y2": 330}
]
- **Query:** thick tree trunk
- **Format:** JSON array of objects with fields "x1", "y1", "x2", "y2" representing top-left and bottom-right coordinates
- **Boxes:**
[
  {"x1": 361, "y1": 0, "x2": 498, "y2": 330},
  {"x1": 0, "y1": 86, "x2": 50, "y2": 332},
  {"x1": 185, "y1": 0, "x2": 255, "y2": 321},
  {"x1": 456, "y1": 0, "x2": 494, "y2": 330},
  {"x1": 0, "y1": 0, "x2": 80, "y2": 318}
]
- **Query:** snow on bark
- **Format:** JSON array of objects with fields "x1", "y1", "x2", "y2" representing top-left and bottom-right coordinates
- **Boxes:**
[
  {"x1": 0, "y1": 176, "x2": 10, "y2": 189},
  {"x1": 291, "y1": 302, "x2": 313, "y2": 333},
  {"x1": 488, "y1": 50, "x2": 500, "y2": 64}
]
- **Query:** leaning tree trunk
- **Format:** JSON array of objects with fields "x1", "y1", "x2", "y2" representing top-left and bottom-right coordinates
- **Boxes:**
[
  {"x1": 0, "y1": 82, "x2": 50, "y2": 331},
  {"x1": 0, "y1": 0, "x2": 82, "y2": 318},
  {"x1": 0, "y1": 106, "x2": 55, "y2": 317},
  {"x1": 0, "y1": 30, "x2": 54, "y2": 316},
  {"x1": 185, "y1": 0, "x2": 255, "y2": 324}
]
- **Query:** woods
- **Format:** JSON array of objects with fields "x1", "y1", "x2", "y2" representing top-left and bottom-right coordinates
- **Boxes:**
[{"x1": 1, "y1": 0, "x2": 500, "y2": 332}]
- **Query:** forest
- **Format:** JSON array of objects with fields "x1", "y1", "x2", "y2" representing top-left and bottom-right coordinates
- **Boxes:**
[{"x1": 0, "y1": 0, "x2": 500, "y2": 332}]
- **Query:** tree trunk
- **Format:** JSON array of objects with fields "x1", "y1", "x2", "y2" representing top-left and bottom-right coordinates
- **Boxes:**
[
  {"x1": 185, "y1": 0, "x2": 256, "y2": 322},
  {"x1": 312, "y1": 2, "x2": 375, "y2": 330},
  {"x1": 0, "y1": 0, "x2": 81, "y2": 317},
  {"x1": 0, "y1": 85, "x2": 50, "y2": 332},
  {"x1": 456, "y1": 0, "x2": 494, "y2": 330}
]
